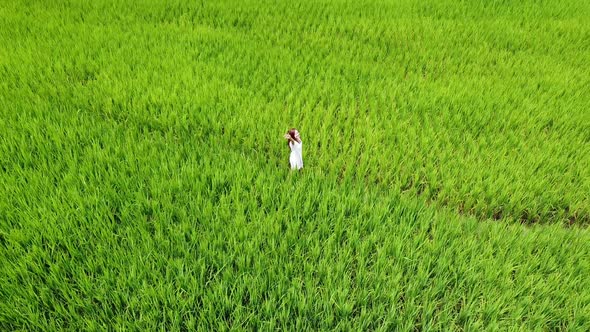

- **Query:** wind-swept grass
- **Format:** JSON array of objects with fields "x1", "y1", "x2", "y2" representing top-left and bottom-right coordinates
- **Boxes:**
[{"x1": 1, "y1": 0, "x2": 589, "y2": 330}]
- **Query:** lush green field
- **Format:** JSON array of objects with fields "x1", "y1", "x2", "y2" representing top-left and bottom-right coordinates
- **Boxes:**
[{"x1": 1, "y1": 0, "x2": 589, "y2": 330}]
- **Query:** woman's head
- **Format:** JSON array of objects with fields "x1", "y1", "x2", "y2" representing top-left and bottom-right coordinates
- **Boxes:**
[{"x1": 288, "y1": 128, "x2": 301, "y2": 143}]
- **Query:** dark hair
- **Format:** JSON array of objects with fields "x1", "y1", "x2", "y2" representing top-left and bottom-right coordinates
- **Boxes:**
[{"x1": 287, "y1": 128, "x2": 301, "y2": 146}]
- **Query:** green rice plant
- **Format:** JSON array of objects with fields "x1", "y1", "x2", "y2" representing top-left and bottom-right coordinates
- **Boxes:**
[{"x1": 1, "y1": 0, "x2": 590, "y2": 330}]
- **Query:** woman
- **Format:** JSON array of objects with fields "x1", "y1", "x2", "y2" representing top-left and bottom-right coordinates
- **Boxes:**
[{"x1": 284, "y1": 128, "x2": 303, "y2": 170}]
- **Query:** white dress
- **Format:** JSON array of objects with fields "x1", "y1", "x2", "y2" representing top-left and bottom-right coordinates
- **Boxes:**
[{"x1": 289, "y1": 141, "x2": 303, "y2": 170}]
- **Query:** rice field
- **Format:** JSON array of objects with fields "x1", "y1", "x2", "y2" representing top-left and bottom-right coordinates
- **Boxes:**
[{"x1": 1, "y1": 0, "x2": 589, "y2": 330}]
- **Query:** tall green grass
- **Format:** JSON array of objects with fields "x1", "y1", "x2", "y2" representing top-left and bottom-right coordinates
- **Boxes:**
[{"x1": 1, "y1": 0, "x2": 589, "y2": 329}]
